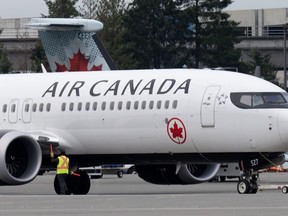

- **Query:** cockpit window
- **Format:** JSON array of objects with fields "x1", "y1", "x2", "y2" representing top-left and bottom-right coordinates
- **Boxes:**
[{"x1": 231, "y1": 92, "x2": 288, "y2": 109}]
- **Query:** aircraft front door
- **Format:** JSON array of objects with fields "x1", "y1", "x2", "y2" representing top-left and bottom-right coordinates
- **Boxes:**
[
  {"x1": 22, "y1": 98, "x2": 33, "y2": 123},
  {"x1": 201, "y1": 86, "x2": 221, "y2": 127},
  {"x1": 8, "y1": 99, "x2": 19, "y2": 124}
]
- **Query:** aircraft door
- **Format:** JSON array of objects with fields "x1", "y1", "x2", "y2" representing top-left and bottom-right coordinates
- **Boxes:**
[
  {"x1": 201, "y1": 86, "x2": 221, "y2": 127},
  {"x1": 8, "y1": 99, "x2": 19, "y2": 124},
  {"x1": 22, "y1": 98, "x2": 33, "y2": 123}
]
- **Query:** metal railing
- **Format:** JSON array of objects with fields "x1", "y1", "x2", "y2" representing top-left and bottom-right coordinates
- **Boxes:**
[
  {"x1": 0, "y1": 28, "x2": 38, "y2": 39},
  {"x1": 238, "y1": 27, "x2": 287, "y2": 38}
]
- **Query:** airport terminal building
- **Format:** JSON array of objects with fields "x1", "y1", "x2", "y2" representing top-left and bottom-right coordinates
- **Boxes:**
[{"x1": 0, "y1": 7, "x2": 288, "y2": 72}]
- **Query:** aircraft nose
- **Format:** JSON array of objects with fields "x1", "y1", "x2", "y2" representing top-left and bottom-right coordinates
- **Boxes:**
[{"x1": 278, "y1": 110, "x2": 288, "y2": 147}]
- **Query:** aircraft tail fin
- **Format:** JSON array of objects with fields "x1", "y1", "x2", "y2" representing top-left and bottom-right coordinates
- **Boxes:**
[{"x1": 28, "y1": 18, "x2": 117, "y2": 72}]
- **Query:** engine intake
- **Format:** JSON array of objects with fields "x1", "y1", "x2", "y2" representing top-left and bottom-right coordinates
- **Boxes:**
[
  {"x1": 0, "y1": 131, "x2": 42, "y2": 185},
  {"x1": 136, "y1": 163, "x2": 220, "y2": 185}
]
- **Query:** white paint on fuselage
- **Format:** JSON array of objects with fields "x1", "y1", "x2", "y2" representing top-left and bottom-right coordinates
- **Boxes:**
[{"x1": 0, "y1": 68, "x2": 287, "y2": 156}]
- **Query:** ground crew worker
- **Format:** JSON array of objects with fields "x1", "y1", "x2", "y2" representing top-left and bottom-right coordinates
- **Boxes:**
[{"x1": 51, "y1": 149, "x2": 70, "y2": 195}]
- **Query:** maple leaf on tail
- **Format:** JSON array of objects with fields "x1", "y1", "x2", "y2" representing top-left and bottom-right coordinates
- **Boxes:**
[
  {"x1": 170, "y1": 122, "x2": 183, "y2": 139},
  {"x1": 55, "y1": 49, "x2": 102, "y2": 72}
]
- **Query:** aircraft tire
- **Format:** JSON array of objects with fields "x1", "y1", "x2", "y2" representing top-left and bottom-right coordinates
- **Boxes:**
[
  {"x1": 69, "y1": 171, "x2": 91, "y2": 195},
  {"x1": 53, "y1": 174, "x2": 71, "y2": 195},
  {"x1": 249, "y1": 180, "x2": 258, "y2": 194},
  {"x1": 237, "y1": 179, "x2": 250, "y2": 194},
  {"x1": 117, "y1": 170, "x2": 123, "y2": 178},
  {"x1": 282, "y1": 186, "x2": 288, "y2": 194}
]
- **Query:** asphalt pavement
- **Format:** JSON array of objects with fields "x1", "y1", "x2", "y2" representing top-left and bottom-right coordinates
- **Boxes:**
[{"x1": 0, "y1": 172, "x2": 288, "y2": 216}]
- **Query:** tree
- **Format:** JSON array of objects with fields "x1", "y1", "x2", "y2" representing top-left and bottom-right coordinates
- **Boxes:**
[
  {"x1": 31, "y1": 0, "x2": 80, "y2": 72},
  {"x1": 0, "y1": 43, "x2": 13, "y2": 74},
  {"x1": 79, "y1": 0, "x2": 98, "y2": 19},
  {"x1": 182, "y1": 0, "x2": 241, "y2": 68},
  {"x1": 247, "y1": 50, "x2": 279, "y2": 85},
  {"x1": 121, "y1": 0, "x2": 187, "y2": 69},
  {"x1": 44, "y1": 0, "x2": 80, "y2": 18},
  {"x1": 80, "y1": 0, "x2": 127, "y2": 69},
  {"x1": 30, "y1": 40, "x2": 50, "y2": 73},
  {"x1": 119, "y1": 0, "x2": 240, "y2": 70}
]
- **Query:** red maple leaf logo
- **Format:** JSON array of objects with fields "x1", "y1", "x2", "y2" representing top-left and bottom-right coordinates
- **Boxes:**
[
  {"x1": 56, "y1": 49, "x2": 103, "y2": 72},
  {"x1": 170, "y1": 121, "x2": 183, "y2": 139}
]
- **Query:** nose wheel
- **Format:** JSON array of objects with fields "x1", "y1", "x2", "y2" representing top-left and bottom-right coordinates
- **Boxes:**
[{"x1": 237, "y1": 172, "x2": 259, "y2": 194}]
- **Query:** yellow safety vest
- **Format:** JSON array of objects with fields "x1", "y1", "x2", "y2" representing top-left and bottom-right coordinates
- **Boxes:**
[{"x1": 57, "y1": 156, "x2": 69, "y2": 174}]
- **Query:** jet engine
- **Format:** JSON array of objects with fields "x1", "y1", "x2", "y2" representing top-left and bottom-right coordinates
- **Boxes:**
[
  {"x1": 136, "y1": 163, "x2": 220, "y2": 185},
  {"x1": 0, "y1": 130, "x2": 42, "y2": 185}
]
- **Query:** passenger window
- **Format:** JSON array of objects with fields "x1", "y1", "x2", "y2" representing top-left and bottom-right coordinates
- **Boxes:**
[
  {"x1": 149, "y1": 101, "x2": 154, "y2": 109},
  {"x1": 134, "y1": 101, "x2": 139, "y2": 110},
  {"x1": 110, "y1": 102, "x2": 115, "y2": 110},
  {"x1": 164, "y1": 100, "x2": 169, "y2": 109},
  {"x1": 141, "y1": 101, "x2": 146, "y2": 110},
  {"x1": 32, "y1": 103, "x2": 37, "y2": 112},
  {"x1": 46, "y1": 103, "x2": 51, "y2": 112},
  {"x1": 126, "y1": 101, "x2": 131, "y2": 110},
  {"x1": 77, "y1": 102, "x2": 82, "y2": 111},
  {"x1": 85, "y1": 102, "x2": 90, "y2": 111},
  {"x1": 157, "y1": 100, "x2": 162, "y2": 109},
  {"x1": 24, "y1": 104, "x2": 29, "y2": 112},
  {"x1": 69, "y1": 103, "x2": 74, "y2": 111},
  {"x1": 93, "y1": 102, "x2": 97, "y2": 111},
  {"x1": 61, "y1": 103, "x2": 66, "y2": 112},
  {"x1": 2, "y1": 104, "x2": 7, "y2": 113},
  {"x1": 172, "y1": 100, "x2": 178, "y2": 109},
  {"x1": 11, "y1": 104, "x2": 16, "y2": 113},
  {"x1": 39, "y1": 103, "x2": 44, "y2": 112},
  {"x1": 101, "y1": 102, "x2": 106, "y2": 110},
  {"x1": 118, "y1": 101, "x2": 123, "y2": 110}
]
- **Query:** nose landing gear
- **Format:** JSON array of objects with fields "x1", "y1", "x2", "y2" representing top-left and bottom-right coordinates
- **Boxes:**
[{"x1": 237, "y1": 171, "x2": 259, "y2": 194}]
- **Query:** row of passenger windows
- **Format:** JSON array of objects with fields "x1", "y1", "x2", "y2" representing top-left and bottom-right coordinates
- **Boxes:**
[
  {"x1": 61, "y1": 100, "x2": 178, "y2": 112},
  {"x1": 3, "y1": 103, "x2": 51, "y2": 113},
  {"x1": 2, "y1": 100, "x2": 179, "y2": 113}
]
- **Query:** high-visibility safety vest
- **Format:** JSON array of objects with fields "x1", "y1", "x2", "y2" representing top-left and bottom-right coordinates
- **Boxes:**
[{"x1": 57, "y1": 156, "x2": 69, "y2": 174}]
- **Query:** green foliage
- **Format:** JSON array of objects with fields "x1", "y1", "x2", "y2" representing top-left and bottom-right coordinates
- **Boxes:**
[
  {"x1": 247, "y1": 50, "x2": 279, "y2": 84},
  {"x1": 31, "y1": 0, "x2": 80, "y2": 72},
  {"x1": 79, "y1": 0, "x2": 98, "y2": 19},
  {"x1": 80, "y1": 0, "x2": 127, "y2": 69},
  {"x1": 121, "y1": 0, "x2": 187, "y2": 69},
  {"x1": 0, "y1": 43, "x2": 13, "y2": 74},
  {"x1": 117, "y1": 0, "x2": 240, "y2": 69},
  {"x1": 30, "y1": 40, "x2": 50, "y2": 73},
  {"x1": 182, "y1": 0, "x2": 241, "y2": 68},
  {"x1": 44, "y1": 0, "x2": 80, "y2": 18}
]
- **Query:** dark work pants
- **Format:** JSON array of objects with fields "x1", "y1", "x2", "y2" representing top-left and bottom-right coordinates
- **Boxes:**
[{"x1": 57, "y1": 174, "x2": 68, "y2": 195}]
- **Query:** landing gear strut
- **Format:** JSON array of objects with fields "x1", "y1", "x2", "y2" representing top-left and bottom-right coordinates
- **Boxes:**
[{"x1": 237, "y1": 171, "x2": 259, "y2": 194}]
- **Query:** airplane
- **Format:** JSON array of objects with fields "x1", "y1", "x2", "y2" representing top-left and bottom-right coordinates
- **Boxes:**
[{"x1": 0, "y1": 18, "x2": 287, "y2": 195}]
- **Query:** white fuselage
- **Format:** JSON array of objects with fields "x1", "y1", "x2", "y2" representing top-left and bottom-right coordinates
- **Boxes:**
[{"x1": 1, "y1": 69, "x2": 288, "y2": 158}]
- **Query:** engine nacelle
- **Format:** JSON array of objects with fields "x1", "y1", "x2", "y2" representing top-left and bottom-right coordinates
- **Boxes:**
[
  {"x1": 0, "y1": 130, "x2": 42, "y2": 185},
  {"x1": 136, "y1": 163, "x2": 220, "y2": 185}
]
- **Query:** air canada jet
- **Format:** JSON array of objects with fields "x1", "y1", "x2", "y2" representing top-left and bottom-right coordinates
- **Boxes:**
[{"x1": 0, "y1": 18, "x2": 287, "y2": 195}]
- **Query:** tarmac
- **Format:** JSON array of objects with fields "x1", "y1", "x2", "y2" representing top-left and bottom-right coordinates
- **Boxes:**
[{"x1": 0, "y1": 172, "x2": 288, "y2": 216}]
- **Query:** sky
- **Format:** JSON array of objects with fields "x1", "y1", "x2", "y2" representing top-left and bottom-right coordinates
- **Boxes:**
[{"x1": 1, "y1": 0, "x2": 288, "y2": 19}]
